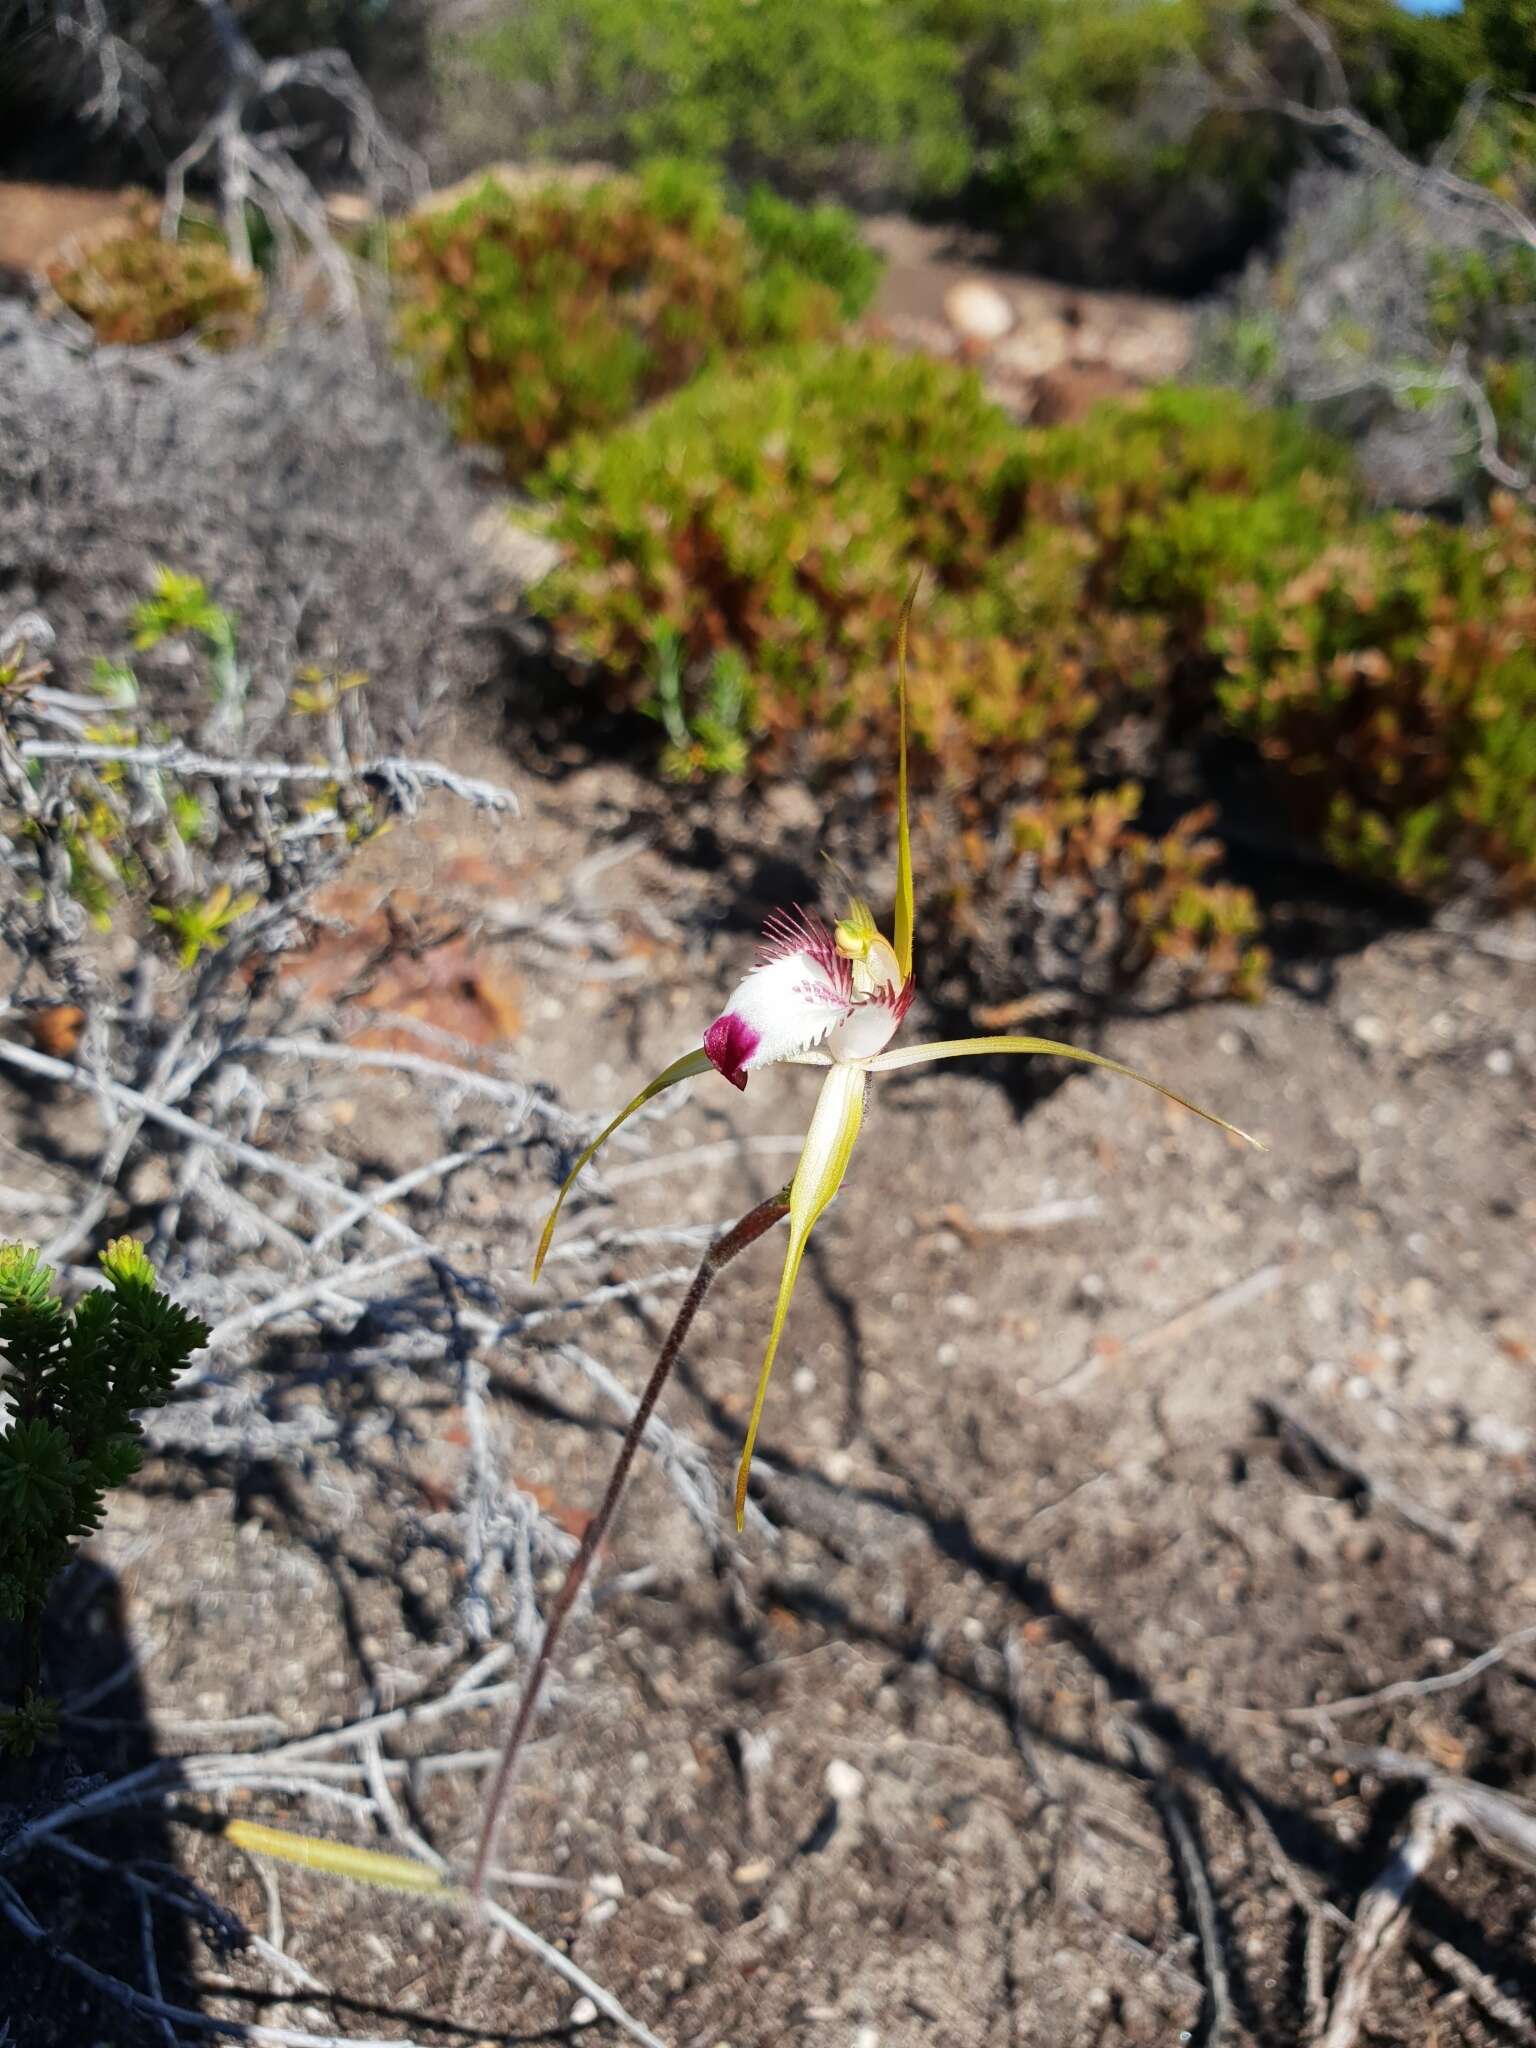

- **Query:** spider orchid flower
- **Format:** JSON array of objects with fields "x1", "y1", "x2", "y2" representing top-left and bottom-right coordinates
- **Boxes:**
[{"x1": 533, "y1": 591, "x2": 1261, "y2": 1529}]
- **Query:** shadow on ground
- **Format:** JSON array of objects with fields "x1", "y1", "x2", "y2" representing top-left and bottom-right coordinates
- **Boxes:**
[{"x1": 1, "y1": 1561, "x2": 196, "y2": 2043}]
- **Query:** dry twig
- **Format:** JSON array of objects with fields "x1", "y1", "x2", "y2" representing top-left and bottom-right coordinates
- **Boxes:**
[
  {"x1": 1122, "y1": 1719, "x2": 1234, "y2": 2047},
  {"x1": 1317, "y1": 1794, "x2": 1449, "y2": 2048},
  {"x1": 159, "y1": 0, "x2": 425, "y2": 319},
  {"x1": 1272, "y1": 1621, "x2": 1536, "y2": 1725},
  {"x1": 1239, "y1": 1792, "x2": 1349, "y2": 2040},
  {"x1": 1327, "y1": 1744, "x2": 1536, "y2": 1877},
  {"x1": 1261, "y1": 1397, "x2": 1471, "y2": 1556},
  {"x1": 1418, "y1": 1935, "x2": 1536, "y2": 2044},
  {"x1": 1310, "y1": 1745, "x2": 1536, "y2": 2046}
]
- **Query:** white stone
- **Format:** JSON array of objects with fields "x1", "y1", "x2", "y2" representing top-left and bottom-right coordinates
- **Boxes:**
[
  {"x1": 943, "y1": 279, "x2": 1016, "y2": 344},
  {"x1": 825, "y1": 1759, "x2": 865, "y2": 1804}
]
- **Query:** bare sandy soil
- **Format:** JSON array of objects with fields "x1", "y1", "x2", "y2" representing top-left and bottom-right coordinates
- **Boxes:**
[{"x1": 9, "y1": 723, "x2": 1535, "y2": 2048}]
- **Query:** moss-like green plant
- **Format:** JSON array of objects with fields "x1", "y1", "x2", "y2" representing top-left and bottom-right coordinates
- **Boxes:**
[
  {"x1": 0, "y1": 1239, "x2": 208, "y2": 1753},
  {"x1": 132, "y1": 564, "x2": 242, "y2": 712},
  {"x1": 149, "y1": 880, "x2": 260, "y2": 970},
  {"x1": 46, "y1": 224, "x2": 263, "y2": 350},
  {"x1": 651, "y1": 630, "x2": 753, "y2": 781}
]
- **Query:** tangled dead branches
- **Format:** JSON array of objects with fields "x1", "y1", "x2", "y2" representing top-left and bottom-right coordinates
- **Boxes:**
[
  {"x1": 1208, "y1": 1, "x2": 1536, "y2": 503},
  {"x1": 0, "y1": 594, "x2": 762, "y2": 2035},
  {"x1": 9, "y1": 0, "x2": 426, "y2": 317}
]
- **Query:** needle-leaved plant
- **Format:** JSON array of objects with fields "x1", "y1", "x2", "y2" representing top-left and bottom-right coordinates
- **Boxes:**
[{"x1": 0, "y1": 1238, "x2": 208, "y2": 1755}]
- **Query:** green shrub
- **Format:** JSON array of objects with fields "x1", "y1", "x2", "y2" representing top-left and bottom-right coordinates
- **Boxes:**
[
  {"x1": 926, "y1": 0, "x2": 1277, "y2": 283},
  {"x1": 532, "y1": 353, "x2": 1345, "y2": 999},
  {"x1": 536, "y1": 357, "x2": 1351, "y2": 778},
  {"x1": 937, "y1": 0, "x2": 1514, "y2": 285},
  {"x1": 392, "y1": 163, "x2": 867, "y2": 478},
  {"x1": 922, "y1": 0, "x2": 1210, "y2": 208},
  {"x1": 532, "y1": 341, "x2": 1536, "y2": 922},
  {"x1": 1215, "y1": 492, "x2": 1536, "y2": 898},
  {"x1": 0, "y1": 1239, "x2": 208, "y2": 1754},
  {"x1": 534, "y1": 343, "x2": 1028, "y2": 759},
  {"x1": 446, "y1": 0, "x2": 1535, "y2": 290},
  {"x1": 458, "y1": 0, "x2": 970, "y2": 202},
  {"x1": 738, "y1": 184, "x2": 884, "y2": 318},
  {"x1": 1019, "y1": 384, "x2": 1356, "y2": 620},
  {"x1": 46, "y1": 217, "x2": 264, "y2": 349},
  {"x1": 1309, "y1": 0, "x2": 1482, "y2": 155},
  {"x1": 455, "y1": 0, "x2": 1244, "y2": 281},
  {"x1": 1473, "y1": 0, "x2": 1536, "y2": 94}
]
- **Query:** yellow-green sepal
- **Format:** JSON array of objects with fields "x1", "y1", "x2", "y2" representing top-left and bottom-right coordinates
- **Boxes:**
[
  {"x1": 864, "y1": 1035, "x2": 1263, "y2": 1149},
  {"x1": 532, "y1": 1047, "x2": 714, "y2": 1281},
  {"x1": 734, "y1": 1061, "x2": 867, "y2": 1528},
  {"x1": 224, "y1": 1818, "x2": 447, "y2": 1894}
]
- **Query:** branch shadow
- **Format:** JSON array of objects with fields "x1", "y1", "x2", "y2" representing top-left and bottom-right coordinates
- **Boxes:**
[{"x1": 1, "y1": 1557, "x2": 198, "y2": 2044}]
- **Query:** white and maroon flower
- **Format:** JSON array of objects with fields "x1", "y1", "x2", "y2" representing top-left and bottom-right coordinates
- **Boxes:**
[
  {"x1": 700, "y1": 906, "x2": 914, "y2": 1088},
  {"x1": 533, "y1": 587, "x2": 1260, "y2": 1529}
]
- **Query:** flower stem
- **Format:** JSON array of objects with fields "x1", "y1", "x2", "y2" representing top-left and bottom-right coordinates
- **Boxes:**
[{"x1": 469, "y1": 1191, "x2": 790, "y2": 1899}]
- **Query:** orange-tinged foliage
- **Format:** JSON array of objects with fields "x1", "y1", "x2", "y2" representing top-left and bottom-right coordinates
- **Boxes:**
[
  {"x1": 1216, "y1": 491, "x2": 1536, "y2": 899},
  {"x1": 392, "y1": 163, "x2": 861, "y2": 479},
  {"x1": 46, "y1": 216, "x2": 263, "y2": 348}
]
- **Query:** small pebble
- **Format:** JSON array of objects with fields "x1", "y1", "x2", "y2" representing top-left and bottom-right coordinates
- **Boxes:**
[
  {"x1": 569, "y1": 1997, "x2": 598, "y2": 2028},
  {"x1": 825, "y1": 1759, "x2": 865, "y2": 1804},
  {"x1": 1470, "y1": 1414, "x2": 1532, "y2": 1457}
]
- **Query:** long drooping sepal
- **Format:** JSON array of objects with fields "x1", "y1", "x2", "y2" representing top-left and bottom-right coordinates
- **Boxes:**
[
  {"x1": 892, "y1": 577, "x2": 918, "y2": 982},
  {"x1": 733, "y1": 1061, "x2": 868, "y2": 1528},
  {"x1": 532, "y1": 1047, "x2": 713, "y2": 1281},
  {"x1": 864, "y1": 1035, "x2": 1263, "y2": 1148}
]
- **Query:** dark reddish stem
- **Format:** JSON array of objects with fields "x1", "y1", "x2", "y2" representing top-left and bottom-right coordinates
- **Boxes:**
[{"x1": 469, "y1": 1192, "x2": 790, "y2": 1900}]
